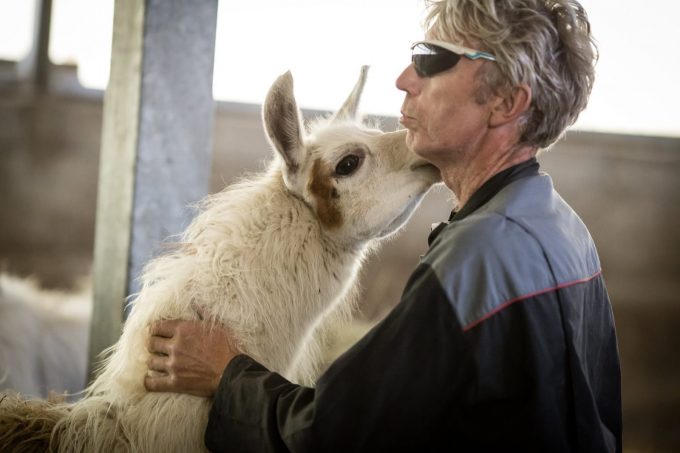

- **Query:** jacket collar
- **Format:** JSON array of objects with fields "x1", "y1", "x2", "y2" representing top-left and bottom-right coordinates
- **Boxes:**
[{"x1": 428, "y1": 158, "x2": 540, "y2": 246}]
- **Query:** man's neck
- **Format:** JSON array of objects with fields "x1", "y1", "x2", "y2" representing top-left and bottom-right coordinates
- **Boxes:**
[{"x1": 441, "y1": 143, "x2": 537, "y2": 209}]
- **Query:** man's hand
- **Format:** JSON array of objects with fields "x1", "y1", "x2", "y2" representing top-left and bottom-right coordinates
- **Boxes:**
[{"x1": 144, "y1": 319, "x2": 240, "y2": 397}]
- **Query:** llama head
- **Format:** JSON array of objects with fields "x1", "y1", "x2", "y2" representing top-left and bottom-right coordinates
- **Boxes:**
[{"x1": 263, "y1": 68, "x2": 440, "y2": 245}]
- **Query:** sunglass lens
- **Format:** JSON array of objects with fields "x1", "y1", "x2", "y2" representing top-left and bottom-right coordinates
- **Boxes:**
[{"x1": 411, "y1": 43, "x2": 461, "y2": 77}]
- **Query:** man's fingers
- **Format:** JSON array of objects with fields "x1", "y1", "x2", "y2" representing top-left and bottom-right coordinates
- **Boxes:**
[
  {"x1": 147, "y1": 352, "x2": 169, "y2": 373},
  {"x1": 144, "y1": 374, "x2": 174, "y2": 393},
  {"x1": 149, "y1": 319, "x2": 181, "y2": 338},
  {"x1": 147, "y1": 335, "x2": 172, "y2": 355}
]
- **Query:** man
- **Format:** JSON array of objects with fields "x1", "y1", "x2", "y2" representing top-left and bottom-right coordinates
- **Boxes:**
[{"x1": 145, "y1": 0, "x2": 622, "y2": 451}]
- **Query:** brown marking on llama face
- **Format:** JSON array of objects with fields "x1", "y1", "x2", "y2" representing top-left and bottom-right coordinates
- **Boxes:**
[{"x1": 308, "y1": 159, "x2": 342, "y2": 229}]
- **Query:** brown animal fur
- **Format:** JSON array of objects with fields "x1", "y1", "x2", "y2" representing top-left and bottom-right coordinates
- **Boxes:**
[
  {"x1": 0, "y1": 392, "x2": 68, "y2": 453},
  {"x1": 308, "y1": 159, "x2": 343, "y2": 228}
]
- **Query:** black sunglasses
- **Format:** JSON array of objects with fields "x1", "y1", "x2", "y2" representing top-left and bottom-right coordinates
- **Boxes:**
[{"x1": 411, "y1": 40, "x2": 496, "y2": 78}]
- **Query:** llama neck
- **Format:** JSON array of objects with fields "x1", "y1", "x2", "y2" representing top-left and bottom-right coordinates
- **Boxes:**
[{"x1": 199, "y1": 168, "x2": 367, "y2": 372}]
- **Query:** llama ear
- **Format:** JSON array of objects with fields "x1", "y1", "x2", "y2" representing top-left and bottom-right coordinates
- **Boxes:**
[
  {"x1": 331, "y1": 65, "x2": 369, "y2": 122},
  {"x1": 263, "y1": 71, "x2": 305, "y2": 173}
]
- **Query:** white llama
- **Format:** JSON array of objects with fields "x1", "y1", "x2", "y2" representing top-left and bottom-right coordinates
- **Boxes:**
[{"x1": 0, "y1": 68, "x2": 440, "y2": 452}]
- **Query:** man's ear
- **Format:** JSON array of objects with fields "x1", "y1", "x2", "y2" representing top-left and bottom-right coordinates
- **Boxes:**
[{"x1": 489, "y1": 84, "x2": 532, "y2": 128}]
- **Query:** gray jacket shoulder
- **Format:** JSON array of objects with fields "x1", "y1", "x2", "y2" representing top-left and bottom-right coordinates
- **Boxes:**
[{"x1": 423, "y1": 174, "x2": 601, "y2": 330}]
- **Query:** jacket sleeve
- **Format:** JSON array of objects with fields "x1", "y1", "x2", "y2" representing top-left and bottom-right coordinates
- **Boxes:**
[{"x1": 204, "y1": 262, "x2": 469, "y2": 452}]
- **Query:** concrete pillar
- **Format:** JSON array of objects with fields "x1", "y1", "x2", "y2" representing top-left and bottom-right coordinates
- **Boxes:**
[{"x1": 88, "y1": 0, "x2": 218, "y2": 380}]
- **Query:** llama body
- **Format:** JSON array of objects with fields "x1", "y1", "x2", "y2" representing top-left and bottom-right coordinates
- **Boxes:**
[
  {"x1": 59, "y1": 168, "x2": 368, "y2": 452},
  {"x1": 0, "y1": 68, "x2": 439, "y2": 452}
]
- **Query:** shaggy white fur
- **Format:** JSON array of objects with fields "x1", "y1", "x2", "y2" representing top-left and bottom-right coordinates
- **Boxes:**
[{"x1": 0, "y1": 68, "x2": 439, "y2": 452}]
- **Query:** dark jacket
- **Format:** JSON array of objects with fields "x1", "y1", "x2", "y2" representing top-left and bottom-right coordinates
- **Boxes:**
[{"x1": 205, "y1": 159, "x2": 622, "y2": 452}]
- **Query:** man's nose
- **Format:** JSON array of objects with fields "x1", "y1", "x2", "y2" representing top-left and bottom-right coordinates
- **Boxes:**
[{"x1": 395, "y1": 64, "x2": 422, "y2": 95}]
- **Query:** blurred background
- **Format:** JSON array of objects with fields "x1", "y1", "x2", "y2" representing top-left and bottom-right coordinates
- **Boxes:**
[{"x1": 0, "y1": 0, "x2": 678, "y2": 451}]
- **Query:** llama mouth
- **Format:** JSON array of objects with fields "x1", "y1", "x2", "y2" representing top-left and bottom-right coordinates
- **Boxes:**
[
  {"x1": 410, "y1": 162, "x2": 441, "y2": 182},
  {"x1": 378, "y1": 194, "x2": 427, "y2": 238},
  {"x1": 409, "y1": 162, "x2": 437, "y2": 171}
]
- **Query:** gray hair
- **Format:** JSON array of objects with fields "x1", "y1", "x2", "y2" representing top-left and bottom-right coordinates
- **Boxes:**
[{"x1": 424, "y1": 0, "x2": 598, "y2": 149}]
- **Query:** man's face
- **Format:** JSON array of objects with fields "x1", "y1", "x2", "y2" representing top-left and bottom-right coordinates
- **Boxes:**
[{"x1": 396, "y1": 48, "x2": 495, "y2": 169}]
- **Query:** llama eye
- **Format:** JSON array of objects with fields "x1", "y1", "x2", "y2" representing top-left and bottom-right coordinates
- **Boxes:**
[{"x1": 335, "y1": 155, "x2": 361, "y2": 176}]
